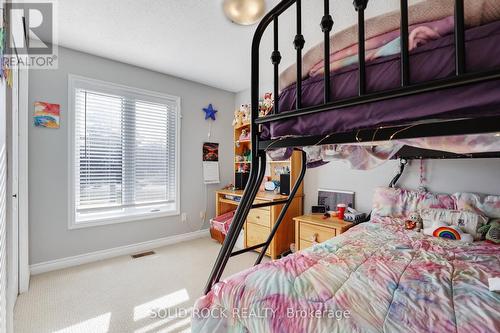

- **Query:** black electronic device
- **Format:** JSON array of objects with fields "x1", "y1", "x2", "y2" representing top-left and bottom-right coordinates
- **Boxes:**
[
  {"x1": 279, "y1": 173, "x2": 290, "y2": 195},
  {"x1": 311, "y1": 205, "x2": 327, "y2": 214},
  {"x1": 235, "y1": 172, "x2": 249, "y2": 190}
]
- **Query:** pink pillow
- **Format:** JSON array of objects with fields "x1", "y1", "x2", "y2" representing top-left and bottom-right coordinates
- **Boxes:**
[{"x1": 372, "y1": 187, "x2": 455, "y2": 219}]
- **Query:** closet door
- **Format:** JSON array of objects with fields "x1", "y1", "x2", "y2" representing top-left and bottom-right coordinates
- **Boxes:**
[{"x1": 0, "y1": 42, "x2": 8, "y2": 333}]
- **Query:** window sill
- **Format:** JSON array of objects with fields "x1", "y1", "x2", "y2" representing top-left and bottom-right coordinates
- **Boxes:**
[{"x1": 69, "y1": 204, "x2": 179, "y2": 230}]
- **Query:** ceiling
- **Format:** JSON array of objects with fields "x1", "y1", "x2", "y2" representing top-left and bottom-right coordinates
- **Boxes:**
[{"x1": 55, "y1": 0, "x2": 411, "y2": 93}]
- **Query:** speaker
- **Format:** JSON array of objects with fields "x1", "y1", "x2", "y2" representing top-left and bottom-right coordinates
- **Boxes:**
[
  {"x1": 280, "y1": 173, "x2": 290, "y2": 195},
  {"x1": 235, "y1": 172, "x2": 249, "y2": 190}
]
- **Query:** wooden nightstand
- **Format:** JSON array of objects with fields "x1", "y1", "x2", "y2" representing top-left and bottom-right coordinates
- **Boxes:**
[{"x1": 293, "y1": 215, "x2": 353, "y2": 251}]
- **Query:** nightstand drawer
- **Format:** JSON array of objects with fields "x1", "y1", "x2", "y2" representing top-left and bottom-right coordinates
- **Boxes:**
[
  {"x1": 299, "y1": 239, "x2": 313, "y2": 251},
  {"x1": 246, "y1": 224, "x2": 271, "y2": 255},
  {"x1": 300, "y1": 223, "x2": 336, "y2": 243},
  {"x1": 247, "y1": 209, "x2": 271, "y2": 227}
]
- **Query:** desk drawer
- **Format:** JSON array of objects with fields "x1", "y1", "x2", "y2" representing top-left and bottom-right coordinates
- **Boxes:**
[
  {"x1": 247, "y1": 209, "x2": 271, "y2": 228},
  {"x1": 299, "y1": 223, "x2": 336, "y2": 243},
  {"x1": 246, "y1": 223, "x2": 271, "y2": 255}
]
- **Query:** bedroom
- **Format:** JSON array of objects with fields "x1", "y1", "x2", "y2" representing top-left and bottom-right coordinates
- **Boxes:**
[{"x1": 0, "y1": 0, "x2": 499, "y2": 332}]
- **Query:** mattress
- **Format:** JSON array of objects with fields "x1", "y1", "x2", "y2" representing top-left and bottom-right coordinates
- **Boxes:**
[
  {"x1": 193, "y1": 218, "x2": 500, "y2": 333},
  {"x1": 262, "y1": 20, "x2": 500, "y2": 140}
]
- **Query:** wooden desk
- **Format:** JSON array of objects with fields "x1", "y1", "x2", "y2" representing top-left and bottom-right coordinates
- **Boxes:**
[
  {"x1": 293, "y1": 214, "x2": 353, "y2": 251},
  {"x1": 215, "y1": 189, "x2": 303, "y2": 259}
]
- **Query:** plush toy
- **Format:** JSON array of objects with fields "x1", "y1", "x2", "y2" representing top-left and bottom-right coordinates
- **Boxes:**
[
  {"x1": 405, "y1": 212, "x2": 423, "y2": 232},
  {"x1": 423, "y1": 221, "x2": 474, "y2": 243},
  {"x1": 232, "y1": 109, "x2": 243, "y2": 127},
  {"x1": 478, "y1": 219, "x2": 500, "y2": 244},
  {"x1": 241, "y1": 104, "x2": 251, "y2": 123}
]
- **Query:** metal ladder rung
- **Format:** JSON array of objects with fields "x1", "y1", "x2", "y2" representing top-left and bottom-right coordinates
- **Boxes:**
[
  {"x1": 230, "y1": 242, "x2": 267, "y2": 257},
  {"x1": 251, "y1": 199, "x2": 288, "y2": 209}
]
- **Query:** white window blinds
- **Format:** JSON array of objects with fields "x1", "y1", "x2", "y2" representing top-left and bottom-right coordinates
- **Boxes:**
[{"x1": 70, "y1": 76, "x2": 180, "y2": 225}]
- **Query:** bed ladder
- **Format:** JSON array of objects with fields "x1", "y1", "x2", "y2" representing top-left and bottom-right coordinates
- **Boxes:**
[{"x1": 204, "y1": 149, "x2": 307, "y2": 294}]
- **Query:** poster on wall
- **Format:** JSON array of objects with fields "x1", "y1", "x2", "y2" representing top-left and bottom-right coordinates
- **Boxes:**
[
  {"x1": 203, "y1": 142, "x2": 219, "y2": 161},
  {"x1": 34, "y1": 102, "x2": 60, "y2": 128},
  {"x1": 203, "y1": 142, "x2": 220, "y2": 184}
]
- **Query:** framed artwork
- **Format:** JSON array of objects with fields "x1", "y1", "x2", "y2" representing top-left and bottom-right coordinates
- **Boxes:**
[
  {"x1": 34, "y1": 102, "x2": 60, "y2": 128},
  {"x1": 203, "y1": 142, "x2": 219, "y2": 162}
]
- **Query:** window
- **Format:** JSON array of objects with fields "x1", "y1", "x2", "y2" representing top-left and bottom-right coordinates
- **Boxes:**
[{"x1": 68, "y1": 75, "x2": 180, "y2": 228}]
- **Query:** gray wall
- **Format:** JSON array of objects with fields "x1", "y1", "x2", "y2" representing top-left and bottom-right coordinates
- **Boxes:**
[
  {"x1": 235, "y1": 90, "x2": 500, "y2": 214},
  {"x1": 29, "y1": 47, "x2": 235, "y2": 264}
]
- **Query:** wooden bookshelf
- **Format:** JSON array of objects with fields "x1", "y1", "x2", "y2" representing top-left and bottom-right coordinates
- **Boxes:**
[{"x1": 213, "y1": 116, "x2": 304, "y2": 259}]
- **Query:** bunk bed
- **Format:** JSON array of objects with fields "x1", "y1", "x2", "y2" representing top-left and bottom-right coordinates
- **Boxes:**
[{"x1": 195, "y1": 0, "x2": 500, "y2": 332}]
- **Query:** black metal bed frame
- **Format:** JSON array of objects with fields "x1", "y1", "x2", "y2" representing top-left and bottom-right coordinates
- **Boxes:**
[{"x1": 204, "y1": 0, "x2": 500, "y2": 294}]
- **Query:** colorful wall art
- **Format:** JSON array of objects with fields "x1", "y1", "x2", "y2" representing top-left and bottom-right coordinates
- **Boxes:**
[{"x1": 34, "y1": 102, "x2": 60, "y2": 128}]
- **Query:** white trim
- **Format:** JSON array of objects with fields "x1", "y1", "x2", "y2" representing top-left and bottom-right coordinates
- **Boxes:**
[
  {"x1": 18, "y1": 65, "x2": 29, "y2": 293},
  {"x1": 68, "y1": 208, "x2": 179, "y2": 230},
  {"x1": 30, "y1": 229, "x2": 209, "y2": 275},
  {"x1": 67, "y1": 74, "x2": 182, "y2": 230}
]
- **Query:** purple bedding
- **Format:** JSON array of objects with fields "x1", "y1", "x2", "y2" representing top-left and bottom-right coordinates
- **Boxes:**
[{"x1": 262, "y1": 20, "x2": 500, "y2": 140}]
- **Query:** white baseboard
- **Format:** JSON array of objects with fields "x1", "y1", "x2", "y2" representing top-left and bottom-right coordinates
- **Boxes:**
[{"x1": 30, "y1": 229, "x2": 210, "y2": 275}]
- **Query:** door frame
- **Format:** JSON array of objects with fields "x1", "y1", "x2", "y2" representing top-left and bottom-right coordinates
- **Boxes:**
[{"x1": 18, "y1": 65, "x2": 29, "y2": 294}]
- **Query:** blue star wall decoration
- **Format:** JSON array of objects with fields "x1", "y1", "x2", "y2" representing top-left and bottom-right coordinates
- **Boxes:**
[{"x1": 203, "y1": 104, "x2": 218, "y2": 121}]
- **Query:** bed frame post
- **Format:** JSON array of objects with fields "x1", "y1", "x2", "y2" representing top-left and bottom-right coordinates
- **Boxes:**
[
  {"x1": 294, "y1": 0, "x2": 305, "y2": 109},
  {"x1": 255, "y1": 149, "x2": 307, "y2": 265},
  {"x1": 454, "y1": 0, "x2": 466, "y2": 75},
  {"x1": 354, "y1": 0, "x2": 368, "y2": 96},
  {"x1": 321, "y1": 0, "x2": 334, "y2": 103},
  {"x1": 400, "y1": 0, "x2": 410, "y2": 86},
  {"x1": 271, "y1": 17, "x2": 281, "y2": 115}
]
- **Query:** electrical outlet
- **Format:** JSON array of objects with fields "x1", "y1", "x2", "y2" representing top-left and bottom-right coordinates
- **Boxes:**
[
  {"x1": 181, "y1": 213, "x2": 187, "y2": 222},
  {"x1": 200, "y1": 211, "x2": 206, "y2": 220}
]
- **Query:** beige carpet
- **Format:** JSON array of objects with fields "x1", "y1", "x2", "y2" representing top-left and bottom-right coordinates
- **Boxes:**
[{"x1": 14, "y1": 236, "x2": 267, "y2": 333}]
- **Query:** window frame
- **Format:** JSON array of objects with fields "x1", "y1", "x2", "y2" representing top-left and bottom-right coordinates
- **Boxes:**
[{"x1": 68, "y1": 74, "x2": 181, "y2": 230}]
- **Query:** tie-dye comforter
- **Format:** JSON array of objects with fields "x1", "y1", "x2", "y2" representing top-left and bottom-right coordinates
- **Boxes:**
[{"x1": 193, "y1": 218, "x2": 500, "y2": 333}]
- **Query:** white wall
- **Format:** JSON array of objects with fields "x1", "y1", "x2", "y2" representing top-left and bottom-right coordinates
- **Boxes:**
[{"x1": 29, "y1": 47, "x2": 235, "y2": 265}]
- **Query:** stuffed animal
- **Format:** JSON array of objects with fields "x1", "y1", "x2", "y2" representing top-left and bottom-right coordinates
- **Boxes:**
[
  {"x1": 232, "y1": 109, "x2": 243, "y2": 127},
  {"x1": 241, "y1": 104, "x2": 251, "y2": 123},
  {"x1": 405, "y1": 211, "x2": 423, "y2": 232},
  {"x1": 478, "y1": 219, "x2": 500, "y2": 244}
]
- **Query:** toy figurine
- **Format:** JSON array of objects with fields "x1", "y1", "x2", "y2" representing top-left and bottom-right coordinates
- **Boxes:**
[
  {"x1": 405, "y1": 212, "x2": 423, "y2": 231},
  {"x1": 243, "y1": 148, "x2": 251, "y2": 161},
  {"x1": 259, "y1": 93, "x2": 274, "y2": 117},
  {"x1": 239, "y1": 129, "x2": 250, "y2": 141}
]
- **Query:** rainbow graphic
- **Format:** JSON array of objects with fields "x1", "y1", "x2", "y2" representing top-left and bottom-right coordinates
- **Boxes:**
[
  {"x1": 34, "y1": 102, "x2": 60, "y2": 128},
  {"x1": 433, "y1": 226, "x2": 461, "y2": 240}
]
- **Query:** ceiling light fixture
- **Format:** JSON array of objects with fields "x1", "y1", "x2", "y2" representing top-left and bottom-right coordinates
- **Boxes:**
[{"x1": 223, "y1": 0, "x2": 266, "y2": 26}]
